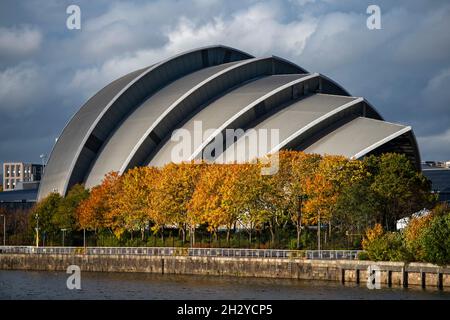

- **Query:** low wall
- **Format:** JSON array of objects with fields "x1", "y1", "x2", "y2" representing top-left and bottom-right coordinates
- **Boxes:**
[{"x1": 1, "y1": 254, "x2": 449, "y2": 289}]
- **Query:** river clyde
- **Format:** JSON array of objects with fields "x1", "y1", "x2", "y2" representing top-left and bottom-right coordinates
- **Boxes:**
[{"x1": 1, "y1": 270, "x2": 449, "y2": 300}]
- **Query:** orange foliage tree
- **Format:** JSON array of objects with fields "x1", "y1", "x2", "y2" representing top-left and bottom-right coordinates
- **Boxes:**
[{"x1": 77, "y1": 172, "x2": 121, "y2": 237}]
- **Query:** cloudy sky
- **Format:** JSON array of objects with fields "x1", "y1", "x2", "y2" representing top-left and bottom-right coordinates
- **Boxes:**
[{"x1": 0, "y1": 0, "x2": 449, "y2": 173}]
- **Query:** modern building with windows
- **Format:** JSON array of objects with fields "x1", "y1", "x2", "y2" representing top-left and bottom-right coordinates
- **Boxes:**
[
  {"x1": 422, "y1": 162, "x2": 450, "y2": 202},
  {"x1": 2, "y1": 162, "x2": 43, "y2": 191},
  {"x1": 37, "y1": 45, "x2": 421, "y2": 200}
]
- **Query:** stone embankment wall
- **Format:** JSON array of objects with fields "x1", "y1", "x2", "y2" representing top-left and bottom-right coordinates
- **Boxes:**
[{"x1": 1, "y1": 254, "x2": 449, "y2": 289}]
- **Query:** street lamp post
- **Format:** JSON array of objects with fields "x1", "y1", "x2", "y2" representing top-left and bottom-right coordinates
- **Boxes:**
[
  {"x1": 39, "y1": 154, "x2": 47, "y2": 176},
  {"x1": 297, "y1": 194, "x2": 308, "y2": 249},
  {"x1": 35, "y1": 214, "x2": 39, "y2": 247},
  {"x1": 317, "y1": 210, "x2": 321, "y2": 257},
  {"x1": 0, "y1": 214, "x2": 5, "y2": 246},
  {"x1": 61, "y1": 228, "x2": 67, "y2": 247}
]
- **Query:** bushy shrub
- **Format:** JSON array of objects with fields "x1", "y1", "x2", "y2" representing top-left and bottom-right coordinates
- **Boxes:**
[
  {"x1": 361, "y1": 206, "x2": 450, "y2": 265},
  {"x1": 357, "y1": 251, "x2": 369, "y2": 260},
  {"x1": 366, "y1": 232, "x2": 409, "y2": 261},
  {"x1": 421, "y1": 214, "x2": 450, "y2": 266},
  {"x1": 362, "y1": 224, "x2": 409, "y2": 261},
  {"x1": 404, "y1": 214, "x2": 433, "y2": 261}
]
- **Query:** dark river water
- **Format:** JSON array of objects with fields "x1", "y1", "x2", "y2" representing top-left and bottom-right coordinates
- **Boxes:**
[{"x1": 0, "y1": 270, "x2": 449, "y2": 300}]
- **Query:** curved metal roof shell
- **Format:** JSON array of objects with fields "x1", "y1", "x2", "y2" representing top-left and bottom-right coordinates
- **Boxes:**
[{"x1": 38, "y1": 46, "x2": 421, "y2": 200}]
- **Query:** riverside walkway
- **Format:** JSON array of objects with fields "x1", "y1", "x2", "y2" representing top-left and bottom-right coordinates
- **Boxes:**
[{"x1": 0, "y1": 246, "x2": 360, "y2": 260}]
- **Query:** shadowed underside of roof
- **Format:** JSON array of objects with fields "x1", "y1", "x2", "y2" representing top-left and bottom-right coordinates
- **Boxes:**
[{"x1": 38, "y1": 45, "x2": 420, "y2": 200}]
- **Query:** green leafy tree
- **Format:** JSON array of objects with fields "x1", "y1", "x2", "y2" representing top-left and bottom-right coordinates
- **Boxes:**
[
  {"x1": 30, "y1": 193, "x2": 62, "y2": 244},
  {"x1": 365, "y1": 153, "x2": 435, "y2": 230},
  {"x1": 52, "y1": 184, "x2": 89, "y2": 231},
  {"x1": 334, "y1": 173, "x2": 378, "y2": 242}
]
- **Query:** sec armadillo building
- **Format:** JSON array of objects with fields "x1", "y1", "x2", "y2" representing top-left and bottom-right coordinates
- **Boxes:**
[{"x1": 38, "y1": 45, "x2": 420, "y2": 200}]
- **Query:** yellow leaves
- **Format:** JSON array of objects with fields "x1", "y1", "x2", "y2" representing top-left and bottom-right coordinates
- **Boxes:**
[
  {"x1": 404, "y1": 215, "x2": 432, "y2": 243},
  {"x1": 154, "y1": 161, "x2": 205, "y2": 233},
  {"x1": 303, "y1": 172, "x2": 336, "y2": 225},
  {"x1": 362, "y1": 223, "x2": 384, "y2": 250},
  {"x1": 75, "y1": 150, "x2": 384, "y2": 239},
  {"x1": 111, "y1": 166, "x2": 160, "y2": 234},
  {"x1": 188, "y1": 163, "x2": 263, "y2": 233},
  {"x1": 188, "y1": 164, "x2": 225, "y2": 231}
]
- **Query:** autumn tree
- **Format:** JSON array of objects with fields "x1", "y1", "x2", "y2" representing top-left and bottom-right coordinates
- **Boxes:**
[
  {"x1": 111, "y1": 167, "x2": 159, "y2": 240},
  {"x1": 77, "y1": 172, "x2": 122, "y2": 237},
  {"x1": 188, "y1": 164, "x2": 224, "y2": 243},
  {"x1": 218, "y1": 163, "x2": 264, "y2": 245},
  {"x1": 281, "y1": 151, "x2": 321, "y2": 248},
  {"x1": 155, "y1": 162, "x2": 204, "y2": 243},
  {"x1": 404, "y1": 213, "x2": 433, "y2": 261},
  {"x1": 233, "y1": 163, "x2": 266, "y2": 244},
  {"x1": 302, "y1": 156, "x2": 347, "y2": 245},
  {"x1": 256, "y1": 153, "x2": 292, "y2": 246}
]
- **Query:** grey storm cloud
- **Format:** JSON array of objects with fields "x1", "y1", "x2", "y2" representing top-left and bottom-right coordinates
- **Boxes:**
[{"x1": 0, "y1": 0, "x2": 449, "y2": 173}]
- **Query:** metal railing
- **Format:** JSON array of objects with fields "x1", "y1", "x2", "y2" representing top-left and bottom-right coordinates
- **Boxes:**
[{"x1": 0, "y1": 246, "x2": 361, "y2": 260}]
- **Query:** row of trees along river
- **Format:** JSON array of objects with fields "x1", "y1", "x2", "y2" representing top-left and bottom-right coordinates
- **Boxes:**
[{"x1": 3, "y1": 151, "x2": 448, "y2": 265}]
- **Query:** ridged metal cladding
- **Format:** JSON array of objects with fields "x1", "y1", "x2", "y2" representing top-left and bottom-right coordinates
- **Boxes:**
[{"x1": 38, "y1": 45, "x2": 420, "y2": 200}]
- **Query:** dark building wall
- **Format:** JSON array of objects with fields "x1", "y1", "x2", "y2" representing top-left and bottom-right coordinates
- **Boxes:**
[{"x1": 422, "y1": 168, "x2": 450, "y2": 203}]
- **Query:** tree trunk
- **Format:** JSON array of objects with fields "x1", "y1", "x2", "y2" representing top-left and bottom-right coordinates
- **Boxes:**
[
  {"x1": 269, "y1": 225, "x2": 275, "y2": 248},
  {"x1": 181, "y1": 228, "x2": 186, "y2": 244},
  {"x1": 296, "y1": 226, "x2": 301, "y2": 249},
  {"x1": 328, "y1": 221, "x2": 331, "y2": 248}
]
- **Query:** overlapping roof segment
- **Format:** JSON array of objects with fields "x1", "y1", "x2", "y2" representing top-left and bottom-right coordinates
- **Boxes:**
[{"x1": 38, "y1": 46, "x2": 420, "y2": 200}]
